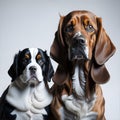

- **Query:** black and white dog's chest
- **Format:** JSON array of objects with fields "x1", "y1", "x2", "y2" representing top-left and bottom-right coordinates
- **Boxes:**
[
  {"x1": 11, "y1": 105, "x2": 51, "y2": 120},
  {"x1": 0, "y1": 48, "x2": 54, "y2": 120},
  {"x1": 7, "y1": 82, "x2": 53, "y2": 120}
]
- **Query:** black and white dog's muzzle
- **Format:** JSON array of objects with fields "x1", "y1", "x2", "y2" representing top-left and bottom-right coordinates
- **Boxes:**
[{"x1": 19, "y1": 58, "x2": 43, "y2": 87}]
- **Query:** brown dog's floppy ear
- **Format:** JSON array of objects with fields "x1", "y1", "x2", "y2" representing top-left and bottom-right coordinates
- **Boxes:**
[
  {"x1": 50, "y1": 16, "x2": 67, "y2": 65},
  {"x1": 91, "y1": 64, "x2": 110, "y2": 84},
  {"x1": 95, "y1": 17, "x2": 116, "y2": 65},
  {"x1": 58, "y1": 15, "x2": 65, "y2": 47},
  {"x1": 52, "y1": 65, "x2": 69, "y2": 85},
  {"x1": 91, "y1": 17, "x2": 116, "y2": 84},
  {"x1": 50, "y1": 16, "x2": 69, "y2": 85}
]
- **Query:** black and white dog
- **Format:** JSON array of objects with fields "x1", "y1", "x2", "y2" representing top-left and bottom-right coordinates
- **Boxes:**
[{"x1": 0, "y1": 48, "x2": 54, "y2": 120}]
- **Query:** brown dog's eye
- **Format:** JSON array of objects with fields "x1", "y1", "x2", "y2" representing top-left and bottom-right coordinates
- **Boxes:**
[
  {"x1": 83, "y1": 18, "x2": 94, "y2": 33},
  {"x1": 85, "y1": 24, "x2": 94, "y2": 32},
  {"x1": 65, "y1": 25, "x2": 74, "y2": 32}
]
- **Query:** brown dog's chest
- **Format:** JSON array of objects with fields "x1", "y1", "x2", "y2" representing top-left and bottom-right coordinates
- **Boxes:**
[{"x1": 72, "y1": 65, "x2": 97, "y2": 117}]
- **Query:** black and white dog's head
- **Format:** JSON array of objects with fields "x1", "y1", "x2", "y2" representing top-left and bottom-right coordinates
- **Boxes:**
[{"x1": 8, "y1": 48, "x2": 54, "y2": 88}]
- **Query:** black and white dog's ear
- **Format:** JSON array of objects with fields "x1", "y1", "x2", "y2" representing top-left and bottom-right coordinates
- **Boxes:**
[
  {"x1": 43, "y1": 51, "x2": 54, "y2": 82},
  {"x1": 8, "y1": 51, "x2": 20, "y2": 82}
]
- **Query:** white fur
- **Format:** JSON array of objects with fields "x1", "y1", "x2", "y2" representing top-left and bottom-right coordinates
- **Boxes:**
[
  {"x1": 6, "y1": 48, "x2": 53, "y2": 120},
  {"x1": 85, "y1": 46, "x2": 89, "y2": 59},
  {"x1": 61, "y1": 65, "x2": 97, "y2": 120},
  {"x1": 73, "y1": 32, "x2": 82, "y2": 38},
  {"x1": 72, "y1": 65, "x2": 86, "y2": 97},
  {"x1": 6, "y1": 82, "x2": 53, "y2": 120}
]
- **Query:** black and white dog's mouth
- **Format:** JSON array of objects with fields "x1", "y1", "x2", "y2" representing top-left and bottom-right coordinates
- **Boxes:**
[{"x1": 28, "y1": 76, "x2": 41, "y2": 87}]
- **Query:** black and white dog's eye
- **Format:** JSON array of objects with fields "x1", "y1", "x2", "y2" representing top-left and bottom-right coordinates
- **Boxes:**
[
  {"x1": 21, "y1": 54, "x2": 30, "y2": 65},
  {"x1": 25, "y1": 54, "x2": 30, "y2": 59},
  {"x1": 85, "y1": 24, "x2": 94, "y2": 32},
  {"x1": 65, "y1": 25, "x2": 74, "y2": 32},
  {"x1": 36, "y1": 54, "x2": 41, "y2": 60}
]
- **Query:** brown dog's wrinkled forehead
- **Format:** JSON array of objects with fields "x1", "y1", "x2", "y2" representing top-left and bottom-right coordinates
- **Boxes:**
[
  {"x1": 65, "y1": 10, "x2": 96, "y2": 17},
  {"x1": 63, "y1": 10, "x2": 97, "y2": 24}
]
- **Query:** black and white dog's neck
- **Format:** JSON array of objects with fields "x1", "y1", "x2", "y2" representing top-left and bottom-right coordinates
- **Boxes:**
[{"x1": 3, "y1": 48, "x2": 54, "y2": 120}]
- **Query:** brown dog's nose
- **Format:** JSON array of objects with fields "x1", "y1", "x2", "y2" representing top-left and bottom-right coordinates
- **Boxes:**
[
  {"x1": 73, "y1": 36, "x2": 86, "y2": 45},
  {"x1": 29, "y1": 66, "x2": 37, "y2": 73},
  {"x1": 73, "y1": 32, "x2": 86, "y2": 45}
]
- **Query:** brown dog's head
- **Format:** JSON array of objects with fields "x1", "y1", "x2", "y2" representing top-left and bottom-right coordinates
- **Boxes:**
[{"x1": 50, "y1": 10, "x2": 116, "y2": 85}]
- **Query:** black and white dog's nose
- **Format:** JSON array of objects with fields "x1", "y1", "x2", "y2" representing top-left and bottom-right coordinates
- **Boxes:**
[{"x1": 29, "y1": 66, "x2": 37, "y2": 73}]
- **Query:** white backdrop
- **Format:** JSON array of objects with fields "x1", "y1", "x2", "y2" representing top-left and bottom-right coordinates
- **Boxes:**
[{"x1": 0, "y1": 0, "x2": 120, "y2": 119}]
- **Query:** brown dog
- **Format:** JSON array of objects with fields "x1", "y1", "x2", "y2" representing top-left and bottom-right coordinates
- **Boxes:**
[{"x1": 50, "y1": 10, "x2": 116, "y2": 120}]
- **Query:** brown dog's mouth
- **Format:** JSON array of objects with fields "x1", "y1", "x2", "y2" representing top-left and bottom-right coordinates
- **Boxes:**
[
  {"x1": 73, "y1": 55, "x2": 85, "y2": 60},
  {"x1": 68, "y1": 47, "x2": 88, "y2": 62},
  {"x1": 68, "y1": 36, "x2": 88, "y2": 61},
  {"x1": 71, "y1": 54, "x2": 87, "y2": 62}
]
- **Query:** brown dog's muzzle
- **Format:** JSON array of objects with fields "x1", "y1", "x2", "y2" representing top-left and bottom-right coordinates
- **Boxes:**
[{"x1": 68, "y1": 32, "x2": 88, "y2": 61}]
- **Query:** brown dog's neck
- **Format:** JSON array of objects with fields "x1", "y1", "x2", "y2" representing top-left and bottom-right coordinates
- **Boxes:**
[
  {"x1": 72, "y1": 63, "x2": 85, "y2": 98},
  {"x1": 72, "y1": 61, "x2": 95, "y2": 101}
]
